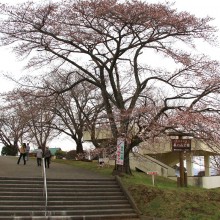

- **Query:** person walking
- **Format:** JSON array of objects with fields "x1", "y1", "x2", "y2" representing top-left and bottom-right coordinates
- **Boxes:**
[
  {"x1": 26, "y1": 143, "x2": 30, "y2": 161},
  {"x1": 36, "y1": 147, "x2": 43, "y2": 166},
  {"x1": 44, "y1": 147, "x2": 51, "y2": 168},
  {"x1": 17, "y1": 143, "x2": 27, "y2": 165}
]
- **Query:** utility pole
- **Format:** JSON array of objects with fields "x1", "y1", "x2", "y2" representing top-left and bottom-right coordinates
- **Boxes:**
[{"x1": 178, "y1": 135, "x2": 185, "y2": 187}]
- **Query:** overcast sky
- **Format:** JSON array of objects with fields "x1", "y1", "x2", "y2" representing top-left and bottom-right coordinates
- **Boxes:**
[{"x1": 0, "y1": 0, "x2": 220, "y2": 92}]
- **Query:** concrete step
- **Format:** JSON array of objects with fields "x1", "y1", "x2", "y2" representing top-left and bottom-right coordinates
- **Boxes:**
[
  {"x1": 0, "y1": 177, "x2": 116, "y2": 184},
  {"x1": 0, "y1": 204, "x2": 132, "y2": 211},
  {"x1": 0, "y1": 179, "x2": 43, "y2": 184},
  {"x1": 0, "y1": 191, "x2": 124, "y2": 196},
  {"x1": 47, "y1": 178, "x2": 115, "y2": 182},
  {"x1": 0, "y1": 195, "x2": 126, "y2": 201},
  {"x1": 0, "y1": 192, "x2": 44, "y2": 196},
  {"x1": 0, "y1": 183, "x2": 117, "y2": 187},
  {"x1": 0, "y1": 201, "x2": 44, "y2": 205},
  {"x1": 0, "y1": 213, "x2": 140, "y2": 220},
  {"x1": 47, "y1": 184, "x2": 118, "y2": 188},
  {"x1": 0, "y1": 177, "x2": 140, "y2": 219},
  {"x1": 0, "y1": 196, "x2": 44, "y2": 201},
  {"x1": 0, "y1": 209, "x2": 136, "y2": 216},
  {"x1": 0, "y1": 187, "x2": 121, "y2": 193},
  {"x1": 0, "y1": 188, "x2": 44, "y2": 192},
  {"x1": 0, "y1": 199, "x2": 129, "y2": 205},
  {"x1": 0, "y1": 183, "x2": 43, "y2": 187},
  {"x1": 47, "y1": 187, "x2": 121, "y2": 192}
]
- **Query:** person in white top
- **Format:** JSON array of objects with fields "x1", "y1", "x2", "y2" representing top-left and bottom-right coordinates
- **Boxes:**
[{"x1": 36, "y1": 147, "x2": 43, "y2": 166}]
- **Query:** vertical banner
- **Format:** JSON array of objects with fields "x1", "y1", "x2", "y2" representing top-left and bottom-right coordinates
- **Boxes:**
[{"x1": 116, "y1": 138, "x2": 124, "y2": 165}]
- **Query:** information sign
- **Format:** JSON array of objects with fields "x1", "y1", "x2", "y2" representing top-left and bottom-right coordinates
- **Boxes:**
[
  {"x1": 147, "y1": 171, "x2": 158, "y2": 175},
  {"x1": 147, "y1": 171, "x2": 157, "y2": 186},
  {"x1": 116, "y1": 138, "x2": 124, "y2": 165},
  {"x1": 172, "y1": 139, "x2": 191, "y2": 151}
]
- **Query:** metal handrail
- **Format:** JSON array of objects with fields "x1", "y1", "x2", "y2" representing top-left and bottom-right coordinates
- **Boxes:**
[{"x1": 42, "y1": 158, "x2": 48, "y2": 216}]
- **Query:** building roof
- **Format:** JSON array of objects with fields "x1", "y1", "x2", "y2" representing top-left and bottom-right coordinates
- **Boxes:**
[
  {"x1": 49, "y1": 148, "x2": 61, "y2": 155},
  {"x1": 139, "y1": 139, "x2": 220, "y2": 155}
]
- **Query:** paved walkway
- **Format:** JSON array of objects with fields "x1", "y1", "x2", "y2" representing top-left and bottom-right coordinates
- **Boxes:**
[{"x1": 0, "y1": 156, "x2": 109, "y2": 179}]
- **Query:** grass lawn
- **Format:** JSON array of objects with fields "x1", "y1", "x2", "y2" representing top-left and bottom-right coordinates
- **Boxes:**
[{"x1": 53, "y1": 159, "x2": 220, "y2": 220}]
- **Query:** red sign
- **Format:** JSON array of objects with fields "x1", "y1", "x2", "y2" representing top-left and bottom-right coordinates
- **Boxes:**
[
  {"x1": 172, "y1": 139, "x2": 191, "y2": 151},
  {"x1": 147, "y1": 171, "x2": 158, "y2": 175}
]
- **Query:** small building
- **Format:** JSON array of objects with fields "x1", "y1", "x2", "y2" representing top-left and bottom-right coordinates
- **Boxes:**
[
  {"x1": 83, "y1": 129, "x2": 220, "y2": 189},
  {"x1": 49, "y1": 148, "x2": 61, "y2": 155},
  {"x1": 49, "y1": 148, "x2": 61, "y2": 159}
]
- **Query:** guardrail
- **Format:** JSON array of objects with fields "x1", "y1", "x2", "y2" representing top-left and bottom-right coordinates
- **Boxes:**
[
  {"x1": 130, "y1": 152, "x2": 176, "y2": 177},
  {"x1": 42, "y1": 158, "x2": 48, "y2": 216}
]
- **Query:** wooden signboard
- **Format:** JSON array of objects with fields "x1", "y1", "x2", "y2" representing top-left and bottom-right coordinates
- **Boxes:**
[{"x1": 172, "y1": 139, "x2": 191, "y2": 152}]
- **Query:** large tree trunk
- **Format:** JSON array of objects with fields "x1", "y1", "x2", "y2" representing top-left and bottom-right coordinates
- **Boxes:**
[
  {"x1": 123, "y1": 151, "x2": 132, "y2": 174},
  {"x1": 76, "y1": 139, "x2": 84, "y2": 154},
  {"x1": 113, "y1": 155, "x2": 132, "y2": 175},
  {"x1": 13, "y1": 140, "x2": 19, "y2": 155},
  {"x1": 113, "y1": 136, "x2": 142, "y2": 175},
  {"x1": 113, "y1": 140, "x2": 132, "y2": 175}
]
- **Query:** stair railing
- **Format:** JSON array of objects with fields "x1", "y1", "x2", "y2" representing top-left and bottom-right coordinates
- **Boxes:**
[{"x1": 42, "y1": 158, "x2": 48, "y2": 216}]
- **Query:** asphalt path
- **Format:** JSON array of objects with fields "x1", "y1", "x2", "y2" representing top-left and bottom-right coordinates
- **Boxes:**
[{"x1": 0, "y1": 156, "x2": 109, "y2": 179}]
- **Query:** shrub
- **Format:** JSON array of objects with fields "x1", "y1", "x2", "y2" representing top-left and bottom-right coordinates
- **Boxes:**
[
  {"x1": 66, "y1": 150, "x2": 78, "y2": 160},
  {"x1": 55, "y1": 150, "x2": 67, "y2": 159}
]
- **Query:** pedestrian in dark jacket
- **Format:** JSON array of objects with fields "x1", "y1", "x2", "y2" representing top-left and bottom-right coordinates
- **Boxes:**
[{"x1": 44, "y1": 147, "x2": 51, "y2": 168}]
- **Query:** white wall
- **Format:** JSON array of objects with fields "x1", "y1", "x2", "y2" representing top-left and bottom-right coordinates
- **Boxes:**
[{"x1": 202, "y1": 176, "x2": 220, "y2": 189}]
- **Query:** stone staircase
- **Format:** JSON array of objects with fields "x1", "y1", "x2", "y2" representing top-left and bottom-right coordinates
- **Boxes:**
[{"x1": 0, "y1": 177, "x2": 140, "y2": 219}]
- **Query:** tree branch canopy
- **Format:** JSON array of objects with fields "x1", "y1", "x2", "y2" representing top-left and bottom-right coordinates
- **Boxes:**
[{"x1": 0, "y1": 0, "x2": 220, "y2": 173}]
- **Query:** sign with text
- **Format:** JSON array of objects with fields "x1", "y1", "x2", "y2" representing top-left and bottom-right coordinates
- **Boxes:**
[
  {"x1": 147, "y1": 171, "x2": 157, "y2": 186},
  {"x1": 116, "y1": 138, "x2": 125, "y2": 165},
  {"x1": 147, "y1": 171, "x2": 158, "y2": 175},
  {"x1": 172, "y1": 139, "x2": 191, "y2": 152}
]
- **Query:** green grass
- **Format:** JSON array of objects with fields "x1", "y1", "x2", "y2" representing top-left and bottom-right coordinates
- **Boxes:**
[
  {"x1": 53, "y1": 159, "x2": 114, "y2": 176},
  {"x1": 53, "y1": 159, "x2": 220, "y2": 220}
]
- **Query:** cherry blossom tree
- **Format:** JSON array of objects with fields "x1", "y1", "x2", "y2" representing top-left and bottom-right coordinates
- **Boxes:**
[
  {"x1": 43, "y1": 71, "x2": 105, "y2": 153},
  {"x1": 0, "y1": 91, "x2": 30, "y2": 155},
  {"x1": 0, "y1": 0, "x2": 220, "y2": 174},
  {"x1": 9, "y1": 88, "x2": 59, "y2": 152}
]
